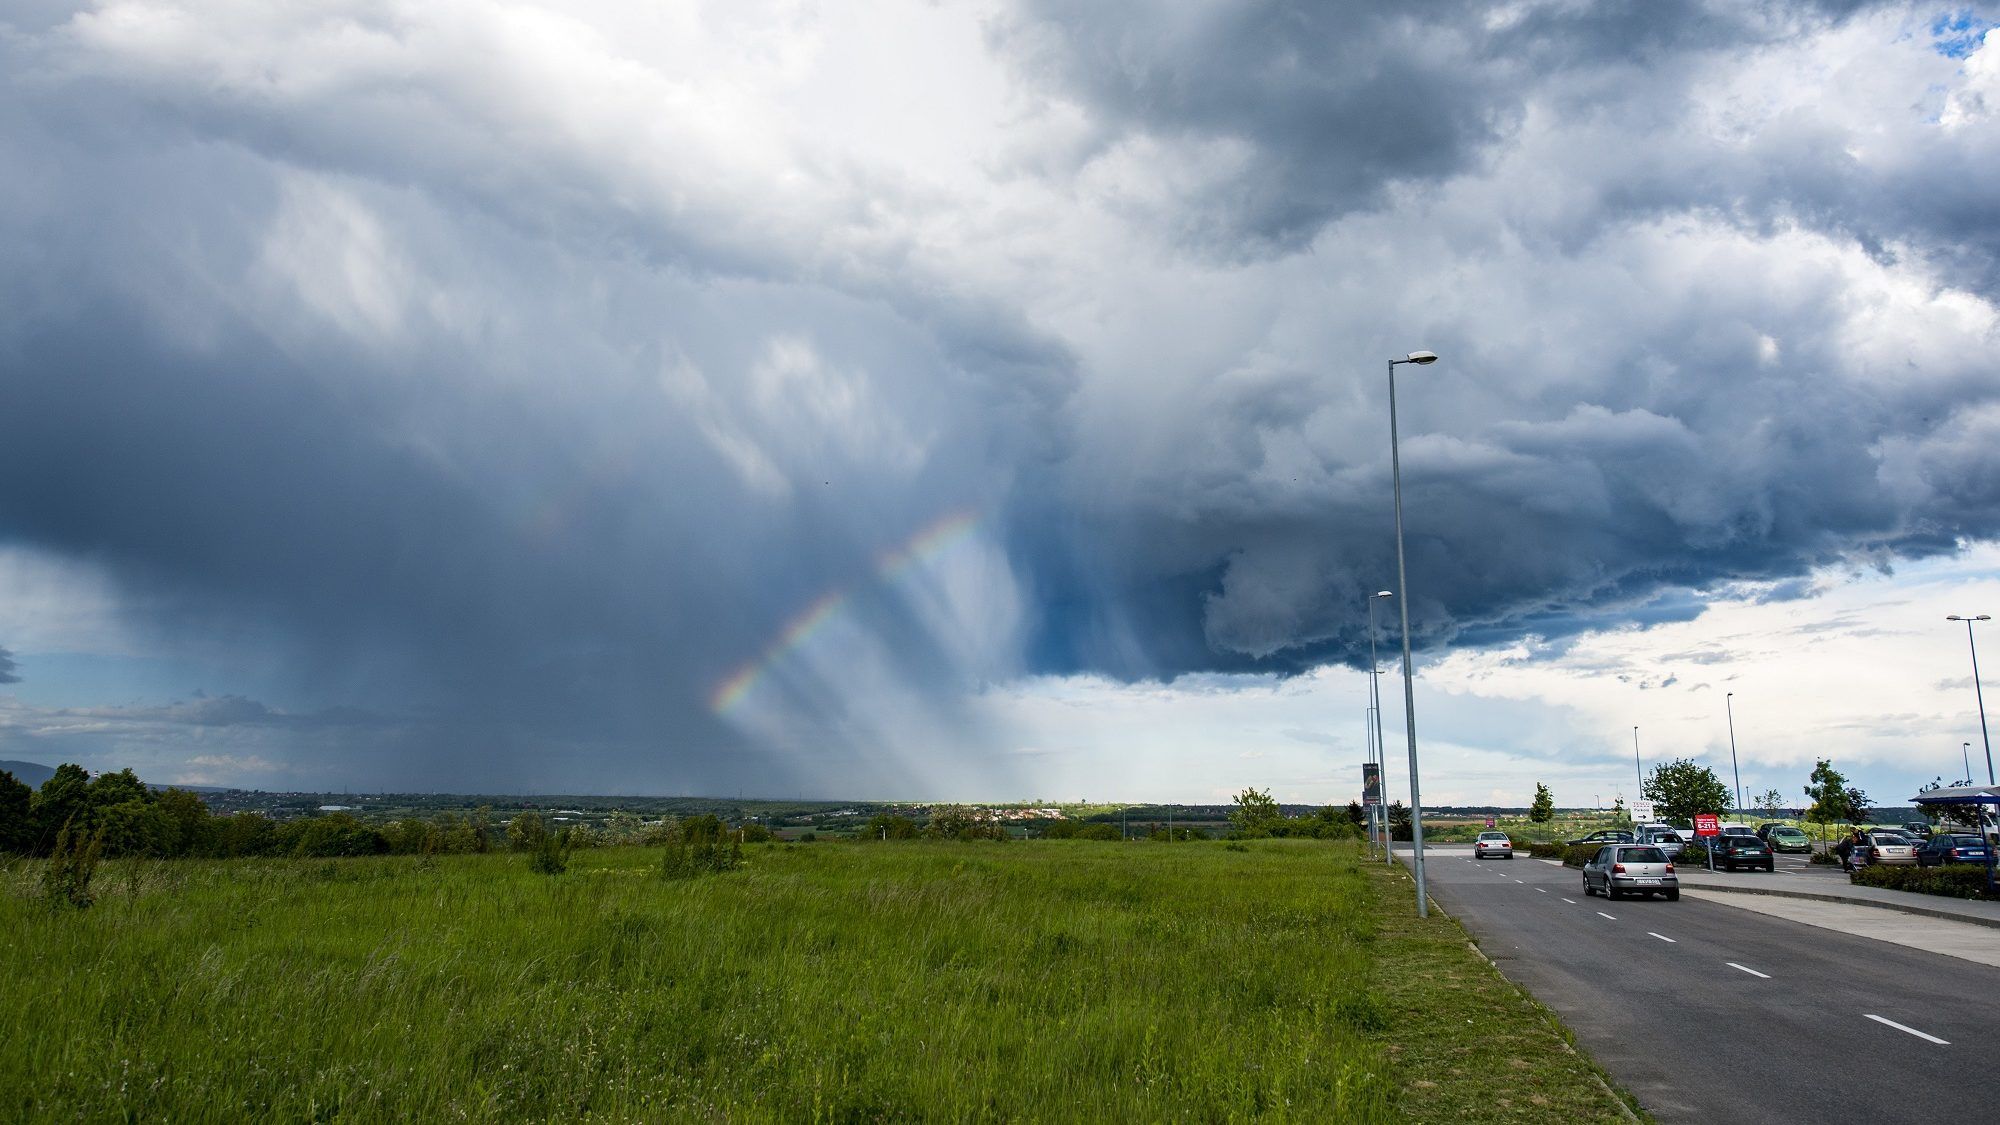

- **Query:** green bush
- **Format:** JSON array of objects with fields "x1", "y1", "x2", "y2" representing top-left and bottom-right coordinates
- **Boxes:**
[
  {"x1": 1808, "y1": 850, "x2": 1838, "y2": 866},
  {"x1": 529, "y1": 829, "x2": 573, "y2": 875},
  {"x1": 661, "y1": 835, "x2": 743, "y2": 879},
  {"x1": 1527, "y1": 842, "x2": 1567, "y2": 860},
  {"x1": 1851, "y1": 863, "x2": 1996, "y2": 899},
  {"x1": 41, "y1": 818, "x2": 106, "y2": 909},
  {"x1": 1679, "y1": 843, "x2": 1708, "y2": 866},
  {"x1": 1562, "y1": 844, "x2": 1600, "y2": 868}
]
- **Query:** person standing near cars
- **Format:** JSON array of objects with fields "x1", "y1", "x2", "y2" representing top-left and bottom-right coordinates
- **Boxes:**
[{"x1": 1834, "y1": 831, "x2": 1854, "y2": 872}]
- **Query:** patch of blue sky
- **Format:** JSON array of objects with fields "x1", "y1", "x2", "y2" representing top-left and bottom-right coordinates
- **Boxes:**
[
  {"x1": 0, "y1": 650, "x2": 280, "y2": 711},
  {"x1": 1931, "y1": 10, "x2": 1997, "y2": 58}
]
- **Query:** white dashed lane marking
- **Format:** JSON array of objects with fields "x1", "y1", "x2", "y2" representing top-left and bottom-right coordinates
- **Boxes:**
[
  {"x1": 1648, "y1": 932, "x2": 1676, "y2": 943},
  {"x1": 1726, "y1": 962, "x2": 1771, "y2": 979},
  {"x1": 1864, "y1": 1015, "x2": 1948, "y2": 1045},
  {"x1": 1596, "y1": 912, "x2": 1617, "y2": 920}
]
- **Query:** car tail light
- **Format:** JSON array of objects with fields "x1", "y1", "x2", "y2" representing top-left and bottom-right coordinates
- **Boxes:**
[
  {"x1": 1612, "y1": 863, "x2": 1626, "y2": 873},
  {"x1": 1664, "y1": 863, "x2": 1674, "y2": 873}
]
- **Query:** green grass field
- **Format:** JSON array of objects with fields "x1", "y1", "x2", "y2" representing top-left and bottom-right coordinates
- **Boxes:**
[{"x1": 0, "y1": 841, "x2": 1635, "y2": 1122}]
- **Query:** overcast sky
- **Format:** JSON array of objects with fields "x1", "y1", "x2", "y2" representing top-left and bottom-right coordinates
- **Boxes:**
[{"x1": 4, "y1": 1, "x2": 2000, "y2": 806}]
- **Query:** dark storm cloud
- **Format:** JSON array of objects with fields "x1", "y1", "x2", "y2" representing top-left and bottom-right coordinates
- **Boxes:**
[
  {"x1": 992, "y1": 0, "x2": 1890, "y2": 253},
  {"x1": 2, "y1": 1, "x2": 1999, "y2": 791},
  {"x1": 0, "y1": 648, "x2": 18, "y2": 685}
]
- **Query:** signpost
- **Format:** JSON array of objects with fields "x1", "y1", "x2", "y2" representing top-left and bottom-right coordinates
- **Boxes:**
[
  {"x1": 1362, "y1": 763, "x2": 1383, "y2": 855},
  {"x1": 1631, "y1": 799, "x2": 1657, "y2": 824},
  {"x1": 1694, "y1": 814, "x2": 1719, "y2": 871}
]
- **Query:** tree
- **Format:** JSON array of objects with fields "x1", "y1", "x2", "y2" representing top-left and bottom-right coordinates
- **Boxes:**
[
  {"x1": 1529, "y1": 783, "x2": 1554, "y2": 825},
  {"x1": 0, "y1": 770, "x2": 32, "y2": 855},
  {"x1": 1387, "y1": 800, "x2": 1413, "y2": 842},
  {"x1": 507, "y1": 811, "x2": 549, "y2": 852},
  {"x1": 862, "y1": 813, "x2": 917, "y2": 840},
  {"x1": 1229, "y1": 787, "x2": 1282, "y2": 837},
  {"x1": 1918, "y1": 778, "x2": 1986, "y2": 831},
  {"x1": 1844, "y1": 786, "x2": 1871, "y2": 825},
  {"x1": 30, "y1": 763, "x2": 93, "y2": 856},
  {"x1": 1641, "y1": 759, "x2": 1731, "y2": 827},
  {"x1": 1753, "y1": 789, "x2": 1785, "y2": 817},
  {"x1": 1804, "y1": 759, "x2": 1852, "y2": 842}
]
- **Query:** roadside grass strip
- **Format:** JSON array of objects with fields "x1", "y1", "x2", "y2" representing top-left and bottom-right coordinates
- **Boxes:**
[
  {"x1": 1863, "y1": 1014, "x2": 1948, "y2": 1045},
  {"x1": 1368, "y1": 863, "x2": 1642, "y2": 1123},
  {"x1": 1725, "y1": 962, "x2": 1771, "y2": 979}
]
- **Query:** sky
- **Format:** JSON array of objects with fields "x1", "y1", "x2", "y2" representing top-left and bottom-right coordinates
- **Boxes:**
[{"x1": 3, "y1": 1, "x2": 2000, "y2": 807}]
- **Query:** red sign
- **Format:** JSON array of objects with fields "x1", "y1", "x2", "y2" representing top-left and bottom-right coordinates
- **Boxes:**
[{"x1": 1694, "y1": 814, "x2": 1720, "y2": 838}]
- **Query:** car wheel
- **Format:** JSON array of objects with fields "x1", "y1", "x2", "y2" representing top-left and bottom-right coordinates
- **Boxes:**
[
  {"x1": 1582, "y1": 877, "x2": 1593, "y2": 896},
  {"x1": 1666, "y1": 889, "x2": 1680, "y2": 901},
  {"x1": 1606, "y1": 884, "x2": 1621, "y2": 901}
]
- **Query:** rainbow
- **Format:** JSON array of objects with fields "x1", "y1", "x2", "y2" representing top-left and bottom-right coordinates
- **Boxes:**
[{"x1": 708, "y1": 509, "x2": 981, "y2": 714}]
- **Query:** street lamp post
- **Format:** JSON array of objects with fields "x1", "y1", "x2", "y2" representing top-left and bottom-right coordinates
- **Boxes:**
[
  {"x1": 1947, "y1": 615, "x2": 1996, "y2": 786},
  {"x1": 1726, "y1": 693, "x2": 1743, "y2": 815},
  {"x1": 1387, "y1": 350, "x2": 1437, "y2": 917},
  {"x1": 1964, "y1": 741, "x2": 1975, "y2": 786},
  {"x1": 1632, "y1": 726, "x2": 1643, "y2": 799},
  {"x1": 1367, "y1": 590, "x2": 1394, "y2": 864}
]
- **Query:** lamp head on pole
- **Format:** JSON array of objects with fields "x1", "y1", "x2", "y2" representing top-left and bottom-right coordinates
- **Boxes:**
[
  {"x1": 1947, "y1": 614, "x2": 1992, "y2": 622},
  {"x1": 1373, "y1": 590, "x2": 1394, "y2": 599},
  {"x1": 1395, "y1": 350, "x2": 1439, "y2": 366}
]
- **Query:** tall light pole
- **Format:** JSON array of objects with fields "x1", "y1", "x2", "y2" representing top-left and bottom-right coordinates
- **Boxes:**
[
  {"x1": 1632, "y1": 726, "x2": 1643, "y2": 798},
  {"x1": 1387, "y1": 349, "x2": 1437, "y2": 917},
  {"x1": 1725, "y1": 693, "x2": 1742, "y2": 815},
  {"x1": 1947, "y1": 615, "x2": 1995, "y2": 786},
  {"x1": 1964, "y1": 741, "x2": 1975, "y2": 786},
  {"x1": 1367, "y1": 590, "x2": 1394, "y2": 864}
]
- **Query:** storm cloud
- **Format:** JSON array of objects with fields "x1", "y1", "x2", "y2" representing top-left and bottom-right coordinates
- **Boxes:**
[{"x1": 2, "y1": 1, "x2": 1998, "y2": 792}]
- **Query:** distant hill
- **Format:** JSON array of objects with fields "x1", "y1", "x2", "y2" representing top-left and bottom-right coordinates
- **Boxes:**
[{"x1": 1, "y1": 760, "x2": 56, "y2": 788}]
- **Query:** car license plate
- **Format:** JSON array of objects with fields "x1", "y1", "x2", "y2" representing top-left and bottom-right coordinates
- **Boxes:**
[{"x1": 1634, "y1": 878, "x2": 1661, "y2": 885}]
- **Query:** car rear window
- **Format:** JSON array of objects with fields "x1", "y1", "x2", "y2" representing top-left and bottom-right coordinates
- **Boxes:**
[
  {"x1": 1478, "y1": 832, "x2": 1508, "y2": 840},
  {"x1": 1950, "y1": 836, "x2": 1986, "y2": 847},
  {"x1": 1869, "y1": 835, "x2": 1905, "y2": 846},
  {"x1": 1774, "y1": 827, "x2": 1806, "y2": 836},
  {"x1": 1618, "y1": 847, "x2": 1668, "y2": 863},
  {"x1": 1727, "y1": 838, "x2": 1766, "y2": 850}
]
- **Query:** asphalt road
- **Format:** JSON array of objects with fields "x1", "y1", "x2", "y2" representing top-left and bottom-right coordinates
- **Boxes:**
[{"x1": 1406, "y1": 845, "x2": 2000, "y2": 1124}]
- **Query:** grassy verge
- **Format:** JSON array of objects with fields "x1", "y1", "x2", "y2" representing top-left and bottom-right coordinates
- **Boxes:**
[
  {"x1": 1, "y1": 842, "x2": 1635, "y2": 1122},
  {"x1": 1367, "y1": 862, "x2": 1643, "y2": 1124}
]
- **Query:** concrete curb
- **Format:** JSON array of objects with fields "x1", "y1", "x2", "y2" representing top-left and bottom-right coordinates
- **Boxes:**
[{"x1": 1680, "y1": 882, "x2": 2000, "y2": 930}]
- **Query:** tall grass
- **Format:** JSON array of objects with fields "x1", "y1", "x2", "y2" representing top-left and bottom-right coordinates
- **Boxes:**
[{"x1": 0, "y1": 842, "x2": 1628, "y2": 1122}]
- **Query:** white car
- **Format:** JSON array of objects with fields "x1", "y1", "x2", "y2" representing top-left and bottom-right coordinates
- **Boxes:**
[
  {"x1": 1636, "y1": 823, "x2": 1685, "y2": 859},
  {"x1": 1474, "y1": 831, "x2": 1513, "y2": 859}
]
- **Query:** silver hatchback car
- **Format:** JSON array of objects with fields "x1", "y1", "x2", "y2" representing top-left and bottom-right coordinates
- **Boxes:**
[{"x1": 1582, "y1": 844, "x2": 1679, "y2": 901}]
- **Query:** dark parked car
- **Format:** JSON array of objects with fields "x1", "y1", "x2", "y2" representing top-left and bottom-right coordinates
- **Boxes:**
[
  {"x1": 1567, "y1": 829, "x2": 1636, "y2": 848},
  {"x1": 1901, "y1": 822, "x2": 1934, "y2": 838},
  {"x1": 1915, "y1": 834, "x2": 1992, "y2": 867},
  {"x1": 1709, "y1": 834, "x2": 1775, "y2": 872}
]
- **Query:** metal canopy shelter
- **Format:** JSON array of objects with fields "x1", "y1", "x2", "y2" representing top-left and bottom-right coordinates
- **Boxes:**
[{"x1": 1909, "y1": 784, "x2": 2000, "y2": 894}]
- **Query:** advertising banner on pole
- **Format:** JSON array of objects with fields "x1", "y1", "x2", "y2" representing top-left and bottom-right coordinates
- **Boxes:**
[{"x1": 1363, "y1": 762, "x2": 1382, "y2": 807}]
